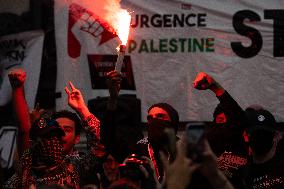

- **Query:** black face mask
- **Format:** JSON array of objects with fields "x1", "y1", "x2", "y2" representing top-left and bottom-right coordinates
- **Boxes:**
[
  {"x1": 147, "y1": 119, "x2": 172, "y2": 149},
  {"x1": 249, "y1": 130, "x2": 275, "y2": 156}
]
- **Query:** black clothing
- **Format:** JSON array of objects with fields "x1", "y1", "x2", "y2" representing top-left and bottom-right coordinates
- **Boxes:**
[
  {"x1": 235, "y1": 155, "x2": 284, "y2": 189},
  {"x1": 206, "y1": 91, "x2": 249, "y2": 186},
  {"x1": 136, "y1": 137, "x2": 164, "y2": 182},
  {"x1": 88, "y1": 95, "x2": 144, "y2": 163}
]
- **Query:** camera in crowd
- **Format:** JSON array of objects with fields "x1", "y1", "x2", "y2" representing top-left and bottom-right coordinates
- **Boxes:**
[{"x1": 119, "y1": 154, "x2": 150, "y2": 181}]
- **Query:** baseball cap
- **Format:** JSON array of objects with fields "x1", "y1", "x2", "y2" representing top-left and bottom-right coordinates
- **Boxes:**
[
  {"x1": 245, "y1": 107, "x2": 277, "y2": 133},
  {"x1": 30, "y1": 113, "x2": 65, "y2": 140}
]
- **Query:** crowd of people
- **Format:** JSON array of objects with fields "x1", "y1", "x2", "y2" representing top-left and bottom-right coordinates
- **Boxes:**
[{"x1": 1, "y1": 68, "x2": 283, "y2": 189}]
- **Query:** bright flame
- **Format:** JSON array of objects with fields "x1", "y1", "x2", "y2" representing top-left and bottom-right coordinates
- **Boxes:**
[
  {"x1": 116, "y1": 10, "x2": 131, "y2": 45},
  {"x1": 73, "y1": 0, "x2": 131, "y2": 45}
]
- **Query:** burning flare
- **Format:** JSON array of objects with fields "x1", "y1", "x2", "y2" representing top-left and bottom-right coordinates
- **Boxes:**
[
  {"x1": 77, "y1": 0, "x2": 131, "y2": 72},
  {"x1": 115, "y1": 10, "x2": 131, "y2": 45},
  {"x1": 114, "y1": 9, "x2": 131, "y2": 72}
]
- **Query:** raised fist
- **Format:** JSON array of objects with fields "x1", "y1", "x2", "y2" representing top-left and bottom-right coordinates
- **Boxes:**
[
  {"x1": 193, "y1": 72, "x2": 214, "y2": 90},
  {"x1": 8, "y1": 68, "x2": 26, "y2": 89}
]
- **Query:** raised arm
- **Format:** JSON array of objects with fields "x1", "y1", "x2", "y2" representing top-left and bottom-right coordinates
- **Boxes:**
[
  {"x1": 64, "y1": 81, "x2": 106, "y2": 181},
  {"x1": 8, "y1": 69, "x2": 30, "y2": 155},
  {"x1": 65, "y1": 81, "x2": 100, "y2": 140},
  {"x1": 193, "y1": 72, "x2": 246, "y2": 127}
]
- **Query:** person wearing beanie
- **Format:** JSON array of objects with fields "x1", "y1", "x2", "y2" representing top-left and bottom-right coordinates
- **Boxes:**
[
  {"x1": 136, "y1": 102, "x2": 180, "y2": 182},
  {"x1": 147, "y1": 103, "x2": 179, "y2": 134}
]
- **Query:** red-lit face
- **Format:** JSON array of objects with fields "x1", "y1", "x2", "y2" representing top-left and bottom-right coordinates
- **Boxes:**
[
  {"x1": 147, "y1": 107, "x2": 171, "y2": 123},
  {"x1": 56, "y1": 117, "x2": 80, "y2": 155},
  {"x1": 215, "y1": 112, "x2": 227, "y2": 124}
]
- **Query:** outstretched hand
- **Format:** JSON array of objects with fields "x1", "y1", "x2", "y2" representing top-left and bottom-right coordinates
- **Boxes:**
[
  {"x1": 8, "y1": 68, "x2": 26, "y2": 89},
  {"x1": 65, "y1": 81, "x2": 87, "y2": 113},
  {"x1": 198, "y1": 140, "x2": 218, "y2": 178},
  {"x1": 138, "y1": 156, "x2": 159, "y2": 186},
  {"x1": 160, "y1": 137, "x2": 200, "y2": 189}
]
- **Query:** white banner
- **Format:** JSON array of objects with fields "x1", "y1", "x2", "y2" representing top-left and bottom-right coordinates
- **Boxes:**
[
  {"x1": 0, "y1": 126, "x2": 17, "y2": 169},
  {"x1": 0, "y1": 30, "x2": 44, "y2": 110},
  {"x1": 55, "y1": 0, "x2": 284, "y2": 122}
]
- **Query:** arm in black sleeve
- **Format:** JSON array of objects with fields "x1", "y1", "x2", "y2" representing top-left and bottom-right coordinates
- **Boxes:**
[{"x1": 217, "y1": 91, "x2": 247, "y2": 130}]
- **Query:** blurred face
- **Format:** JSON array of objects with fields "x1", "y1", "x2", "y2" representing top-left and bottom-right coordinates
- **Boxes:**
[
  {"x1": 147, "y1": 107, "x2": 173, "y2": 148},
  {"x1": 147, "y1": 107, "x2": 171, "y2": 123},
  {"x1": 215, "y1": 112, "x2": 227, "y2": 124},
  {"x1": 103, "y1": 154, "x2": 119, "y2": 182},
  {"x1": 56, "y1": 117, "x2": 80, "y2": 155},
  {"x1": 249, "y1": 130, "x2": 275, "y2": 156}
]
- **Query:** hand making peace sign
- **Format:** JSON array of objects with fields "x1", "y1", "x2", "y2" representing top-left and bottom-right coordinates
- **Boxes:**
[{"x1": 64, "y1": 81, "x2": 86, "y2": 112}]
